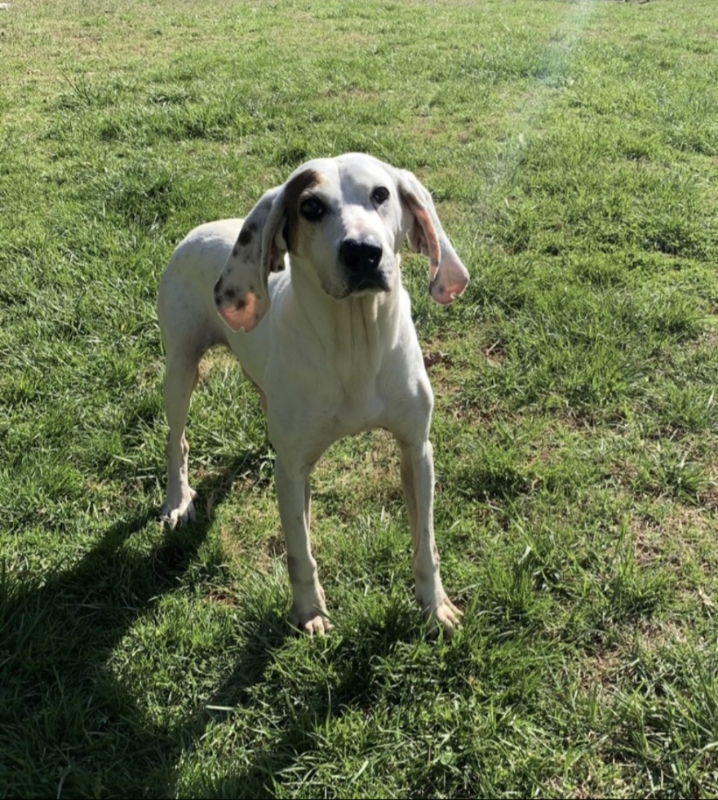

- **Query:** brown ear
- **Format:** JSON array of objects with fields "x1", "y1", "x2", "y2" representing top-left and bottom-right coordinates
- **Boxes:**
[
  {"x1": 216, "y1": 168, "x2": 319, "y2": 333},
  {"x1": 395, "y1": 169, "x2": 470, "y2": 305}
]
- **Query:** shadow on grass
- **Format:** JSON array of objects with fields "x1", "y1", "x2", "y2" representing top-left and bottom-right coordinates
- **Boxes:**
[
  {"x1": 0, "y1": 451, "x2": 292, "y2": 797},
  {"x1": 1, "y1": 448, "x2": 429, "y2": 797},
  {"x1": 178, "y1": 608, "x2": 426, "y2": 798}
]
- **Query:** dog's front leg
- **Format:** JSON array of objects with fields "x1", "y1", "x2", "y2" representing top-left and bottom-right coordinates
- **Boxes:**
[
  {"x1": 275, "y1": 457, "x2": 332, "y2": 635},
  {"x1": 399, "y1": 439, "x2": 462, "y2": 638}
]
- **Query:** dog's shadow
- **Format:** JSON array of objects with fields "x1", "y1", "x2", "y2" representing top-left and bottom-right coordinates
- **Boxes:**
[
  {"x1": 2, "y1": 452, "x2": 401, "y2": 797},
  {"x1": 1, "y1": 453, "x2": 284, "y2": 795}
]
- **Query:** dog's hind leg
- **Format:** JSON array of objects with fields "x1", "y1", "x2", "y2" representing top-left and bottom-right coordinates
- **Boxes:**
[
  {"x1": 158, "y1": 284, "x2": 217, "y2": 529},
  {"x1": 160, "y1": 349, "x2": 202, "y2": 528},
  {"x1": 157, "y1": 221, "x2": 239, "y2": 528}
]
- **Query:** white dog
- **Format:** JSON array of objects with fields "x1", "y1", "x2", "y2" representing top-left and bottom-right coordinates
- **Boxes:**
[{"x1": 158, "y1": 153, "x2": 469, "y2": 637}]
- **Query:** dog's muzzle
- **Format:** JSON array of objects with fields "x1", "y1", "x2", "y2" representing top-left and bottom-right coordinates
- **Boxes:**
[{"x1": 339, "y1": 237, "x2": 389, "y2": 293}]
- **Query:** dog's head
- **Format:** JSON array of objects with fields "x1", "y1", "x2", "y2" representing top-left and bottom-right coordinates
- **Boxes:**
[{"x1": 214, "y1": 153, "x2": 469, "y2": 331}]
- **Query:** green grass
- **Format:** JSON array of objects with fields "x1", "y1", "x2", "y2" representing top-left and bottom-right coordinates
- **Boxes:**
[{"x1": 2, "y1": 0, "x2": 718, "y2": 796}]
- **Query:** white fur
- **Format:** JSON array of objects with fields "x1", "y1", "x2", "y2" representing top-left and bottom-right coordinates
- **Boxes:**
[{"x1": 157, "y1": 153, "x2": 468, "y2": 637}]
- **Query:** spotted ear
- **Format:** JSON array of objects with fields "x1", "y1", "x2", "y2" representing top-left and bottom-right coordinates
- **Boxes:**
[
  {"x1": 214, "y1": 186, "x2": 281, "y2": 332},
  {"x1": 395, "y1": 169, "x2": 470, "y2": 305},
  {"x1": 214, "y1": 169, "x2": 318, "y2": 333}
]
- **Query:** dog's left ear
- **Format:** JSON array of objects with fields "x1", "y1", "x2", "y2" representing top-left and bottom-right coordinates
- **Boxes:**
[{"x1": 394, "y1": 169, "x2": 470, "y2": 305}]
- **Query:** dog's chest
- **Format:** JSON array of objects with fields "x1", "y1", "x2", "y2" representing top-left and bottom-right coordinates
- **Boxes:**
[
  {"x1": 262, "y1": 289, "x2": 424, "y2": 452},
  {"x1": 329, "y1": 381, "x2": 386, "y2": 437},
  {"x1": 266, "y1": 365, "x2": 389, "y2": 452}
]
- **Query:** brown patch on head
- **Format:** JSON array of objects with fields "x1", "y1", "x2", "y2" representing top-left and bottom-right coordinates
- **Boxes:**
[{"x1": 282, "y1": 168, "x2": 320, "y2": 253}]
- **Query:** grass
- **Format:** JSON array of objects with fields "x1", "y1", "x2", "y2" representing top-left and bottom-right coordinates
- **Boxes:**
[{"x1": 1, "y1": 0, "x2": 717, "y2": 796}]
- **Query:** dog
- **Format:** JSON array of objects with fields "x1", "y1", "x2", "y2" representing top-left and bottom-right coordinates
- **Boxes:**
[{"x1": 158, "y1": 153, "x2": 470, "y2": 637}]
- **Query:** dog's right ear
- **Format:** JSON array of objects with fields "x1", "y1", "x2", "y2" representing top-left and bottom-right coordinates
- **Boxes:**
[{"x1": 215, "y1": 169, "x2": 319, "y2": 333}]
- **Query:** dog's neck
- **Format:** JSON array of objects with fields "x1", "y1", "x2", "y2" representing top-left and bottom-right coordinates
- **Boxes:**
[{"x1": 287, "y1": 257, "x2": 403, "y2": 388}]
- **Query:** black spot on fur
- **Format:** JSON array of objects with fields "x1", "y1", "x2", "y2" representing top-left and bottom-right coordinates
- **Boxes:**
[
  {"x1": 224, "y1": 287, "x2": 236, "y2": 301},
  {"x1": 238, "y1": 227, "x2": 253, "y2": 246}
]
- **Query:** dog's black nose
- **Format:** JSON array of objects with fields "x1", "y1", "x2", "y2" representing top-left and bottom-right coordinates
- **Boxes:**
[{"x1": 339, "y1": 238, "x2": 383, "y2": 274}]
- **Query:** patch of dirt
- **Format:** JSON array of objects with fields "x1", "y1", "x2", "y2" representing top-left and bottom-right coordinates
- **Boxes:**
[
  {"x1": 634, "y1": 506, "x2": 718, "y2": 575},
  {"x1": 423, "y1": 349, "x2": 453, "y2": 370},
  {"x1": 198, "y1": 346, "x2": 237, "y2": 383},
  {"x1": 483, "y1": 339, "x2": 506, "y2": 367},
  {"x1": 206, "y1": 587, "x2": 239, "y2": 606}
]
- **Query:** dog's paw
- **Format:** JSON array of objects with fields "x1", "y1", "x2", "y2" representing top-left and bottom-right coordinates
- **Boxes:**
[
  {"x1": 160, "y1": 488, "x2": 198, "y2": 529},
  {"x1": 292, "y1": 612, "x2": 334, "y2": 637},
  {"x1": 424, "y1": 597, "x2": 463, "y2": 640},
  {"x1": 290, "y1": 582, "x2": 333, "y2": 636},
  {"x1": 290, "y1": 601, "x2": 333, "y2": 637}
]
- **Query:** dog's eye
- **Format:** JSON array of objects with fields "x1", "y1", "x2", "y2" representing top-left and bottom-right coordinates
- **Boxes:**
[
  {"x1": 300, "y1": 196, "x2": 325, "y2": 222},
  {"x1": 371, "y1": 186, "x2": 390, "y2": 206}
]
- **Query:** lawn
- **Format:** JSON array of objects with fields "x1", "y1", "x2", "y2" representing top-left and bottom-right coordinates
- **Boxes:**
[{"x1": 1, "y1": 0, "x2": 717, "y2": 796}]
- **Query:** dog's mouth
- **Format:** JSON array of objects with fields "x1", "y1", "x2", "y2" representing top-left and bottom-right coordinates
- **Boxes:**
[
  {"x1": 322, "y1": 272, "x2": 391, "y2": 300},
  {"x1": 346, "y1": 272, "x2": 391, "y2": 294}
]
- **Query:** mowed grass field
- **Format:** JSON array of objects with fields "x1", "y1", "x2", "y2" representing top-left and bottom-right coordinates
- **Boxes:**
[{"x1": 2, "y1": 0, "x2": 718, "y2": 796}]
